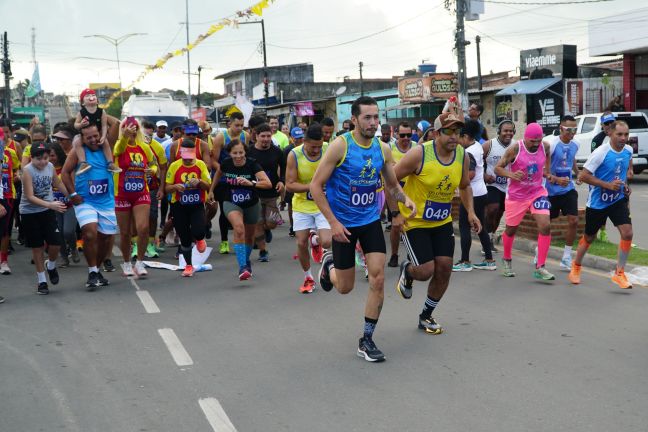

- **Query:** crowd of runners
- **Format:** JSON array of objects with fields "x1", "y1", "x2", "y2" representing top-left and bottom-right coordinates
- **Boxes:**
[{"x1": 0, "y1": 91, "x2": 636, "y2": 362}]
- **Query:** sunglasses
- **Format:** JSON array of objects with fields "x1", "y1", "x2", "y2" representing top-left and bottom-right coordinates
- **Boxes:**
[
  {"x1": 399, "y1": 133, "x2": 412, "y2": 138},
  {"x1": 561, "y1": 126, "x2": 577, "y2": 133},
  {"x1": 603, "y1": 121, "x2": 614, "y2": 126},
  {"x1": 440, "y1": 128, "x2": 461, "y2": 136},
  {"x1": 185, "y1": 133, "x2": 198, "y2": 137}
]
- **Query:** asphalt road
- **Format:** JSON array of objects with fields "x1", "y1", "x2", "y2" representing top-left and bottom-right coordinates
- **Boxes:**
[{"x1": 1, "y1": 220, "x2": 647, "y2": 432}]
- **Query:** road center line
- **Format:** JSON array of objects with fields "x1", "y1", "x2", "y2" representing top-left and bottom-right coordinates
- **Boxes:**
[
  {"x1": 135, "y1": 291, "x2": 161, "y2": 313},
  {"x1": 158, "y1": 328, "x2": 194, "y2": 367},
  {"x1": 199, "y1": 398, "x2": 237, "y2": 432}
]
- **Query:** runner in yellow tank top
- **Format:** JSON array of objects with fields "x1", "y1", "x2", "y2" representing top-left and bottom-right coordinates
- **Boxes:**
[
  {"x1": 286, "y1": 124, "x2": 332, "y2": 294},
  {"x1": 393, "y1": 113, "x2": 481, "y2": 335}
]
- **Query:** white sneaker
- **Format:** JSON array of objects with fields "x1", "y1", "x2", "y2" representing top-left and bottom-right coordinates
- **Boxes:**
[
  {"x1": 121, "y1": 262, "x2": 135, "y2": 277},
  {"x1": 560, "y1": 255, "x2": 572, "y2": 271},
  {"x1": 0, "y1": 261, "x2": 11, "y2": 274},
  {"x1": 134, "y1": 261, "x2": 148, "y2": 278}
]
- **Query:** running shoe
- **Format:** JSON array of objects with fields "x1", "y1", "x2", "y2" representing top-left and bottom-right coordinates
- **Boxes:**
[
  {"x1": 472, "y1": 260, "x2": 497, "y2": 271},
  {"x1": 354, "y1": 248, "x2": 365, "y2": 268},
  {"x1": 357, "y1": 337, "x2": 385, "y2": 362},
  {"x1": 121, "y1": 262, "x2": 135, "y2": 277},
  {"x1": 452, "y1": 261, "x2": 472, "y2": 272},
  {"x1": 238, "y1": 267, "x2": 251, "y2": 281},
  {"x1": 70, "y1": 247, "x2": 80, "y2": 263},
  {"x1": 0, "y1": 261, "x2": 10, "y2": 275},
  {"x1": 560, "y1": 255, "x2": 572, "y2": 271},
  {"x1": 196, "y1": 239, "x2": 207, "y2": 253},
  {"x1": 309, "y1": 231, "x2": 323, "y2": 264},
  {"x1": 598, "y1": 229, "x2": 608, "y2": 242},
  {"x1": 134, "y1": 261, "x2": 148, "y2": 278},
  {"x1": 155, "y1": 240, "x2": 166, "y2": 253},
  {"x1": 612, "y1": 270, "x2": 633, "y2": 289},
  {"x1": 0, "y1": 295, "x2": 4, "y2": 304},
  {"x1": 103, "y1": 259, "x2": 116, "y2": 272},
  {"x1": 418, "y1": 316, "x2": 443, "y2": 335},
  {"x1": 501, "y1": 259, "x2": 516, "y2": 277},
  {"x1": 76, "y1": 161, "x2": 92, "y2": 175},
  {"x1": 258, "y1": 250, "x2": 269, "y2": 262},
  {"x1": 131, "y1": 243, "x2": 138, "y2": 260},
  {"x1": 58, "y1": 254, "x2": 70, "y2": 268},
  {"x1": 396, "y1": 260, "x2": 413, "y2": 299},
  {"x1": 384, "y1": 224, "x2": 392, "y2": 232},
  {"x1": 219, "y1": 241, "x2": 230, "y2": 254},
  {"x1": 96, "y1": 271, "x2": 110, "y2": 286},
  {"x1": 568, "y1": 263, "x2": 582, "y2": 284},
  {"x1": 387, "y1": 254, "x2": 399, "y2": 268},
  {"x1": 145, "y1": 243, "x2": 159, "y2": 258},
  {"x1": 37, "y1": 282, "x2": 49, "y2": 295},
  {"x1": 76, "y1": 239, "x2": 84, "y2": 251},
  {"x1": 45, "y1": 262, "x2": 59, "y2": 285},
  {"x1": 107, "y1": 163, "x2": 122, "y2": 173},
  {"x1": 299, "y1": 276, "x2": 315, "y2": 294},
  {"x1": 86, "y1": 271, "x2": 100, "y2": 290},
  {"x1": 318, "y1": 251, "x2": 334, "y2": 292},
  {"x1": 364, "y1": 266, "x2": 368, "y2": 280},
  {"x1": 533, "y1": 266, "x2": 555, "y2": 281},
  {"x1": 182, "y1": 265, "x2": 195, "y2": 277},
  {"x1": 288, "y1": 227, "x2": 295, "y2": 237},
  {"x1": 265, "y1": 229, "x2": 273, "y2": 243}
]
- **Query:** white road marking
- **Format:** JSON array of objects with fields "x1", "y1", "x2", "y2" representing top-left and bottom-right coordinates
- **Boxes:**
[
  {"x1": 199, "y1": 398, "x2": 237, "y2": 432},
  {"x1": 136, "y1": 291, "x2": 160, "y2": 313},
  {"x1": 158, "y1": 328, "x2": 194, "y2": 367}
]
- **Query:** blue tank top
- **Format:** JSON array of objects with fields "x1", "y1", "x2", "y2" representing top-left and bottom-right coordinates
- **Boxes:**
[
  {"x1": 585, "y1": 143, "x2": 632, "y2": 210},
  {"x1": 326, "y1": 132, "x2": 385, "y2": 228},
  {"x1": 76, "y1": 147, "x2": 115, "y2": 208},
  {"x1": 547, "y1": 140, "x2": 579, "y2": 196}
]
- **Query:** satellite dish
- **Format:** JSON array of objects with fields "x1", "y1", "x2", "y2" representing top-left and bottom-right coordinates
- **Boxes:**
[{"x1": 335, "y1": 86, "x2": 347, "y2": 96}]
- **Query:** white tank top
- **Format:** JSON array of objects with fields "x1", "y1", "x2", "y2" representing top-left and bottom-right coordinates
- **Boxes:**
[
  {"x1": 485, "y1": 137, "x2": 510, "y2": 193},
  {"x1": 466, "y1": 142, "x2": 487, "y2": 197}
]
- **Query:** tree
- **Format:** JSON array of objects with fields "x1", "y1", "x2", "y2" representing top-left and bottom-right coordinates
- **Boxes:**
[{"x1": 105, "y1": 96, "x2": 123, "y2": 118}]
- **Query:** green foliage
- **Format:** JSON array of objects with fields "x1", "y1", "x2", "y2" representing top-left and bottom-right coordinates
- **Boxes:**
[{"x1": 105, "y1": 97, "x2": 123, "y2": 118}]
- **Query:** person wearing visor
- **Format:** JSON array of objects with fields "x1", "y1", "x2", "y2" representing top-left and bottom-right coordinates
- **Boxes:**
[
  {"x1": 591, "y1": 112, "x2": 616, "y2": 153},
  {"x1": 166, "y1": 139, "x2": 212, "y2": 277},
  {"x1": 169, "y1": 120, "x2": 211, "y2": 168}
]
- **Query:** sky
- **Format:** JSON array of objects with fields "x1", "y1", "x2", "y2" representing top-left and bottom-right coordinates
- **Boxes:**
[{"x1": 0, "y1": 0, "x2": 645, "y2": 98}]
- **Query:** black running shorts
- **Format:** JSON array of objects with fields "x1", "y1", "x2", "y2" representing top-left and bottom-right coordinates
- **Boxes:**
[{"x1": 332, "y1": 219, "x2": 386, "y2": 270}]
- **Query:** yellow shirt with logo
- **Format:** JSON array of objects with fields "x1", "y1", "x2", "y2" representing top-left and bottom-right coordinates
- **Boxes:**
[
  {"x1": 291, "y1": 143, "x2": 327, "y2": 214},
  {"x1": 399, "y1": 141, "x2": 464, "y2": 230},
  {"x1": 165, "y1": 159, "x2": 211, "y2": 204}
]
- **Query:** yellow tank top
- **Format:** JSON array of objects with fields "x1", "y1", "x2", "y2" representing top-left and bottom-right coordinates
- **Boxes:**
[
  {"x1": 399, "y1": 141, "x2": 464, "y2": 230},
  {"x1": 390, "y1": 141, "x2": 416, "y2": 164},
  {"x1": 291, "y1": 143, "x2": 327, "y2": 214}
]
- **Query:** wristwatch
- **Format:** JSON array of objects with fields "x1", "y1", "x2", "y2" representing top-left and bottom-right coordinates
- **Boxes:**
[
  {"x1": 390, "y1": 210, "x2": 400, "y2": 218},
  {"x1": 251, "y1": 180, "x2": 257, "y2": 187}
]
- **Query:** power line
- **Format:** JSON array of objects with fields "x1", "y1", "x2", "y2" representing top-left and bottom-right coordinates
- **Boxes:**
[{"x1": 474, "y1": 0, "x2": 613, "y2": 3}]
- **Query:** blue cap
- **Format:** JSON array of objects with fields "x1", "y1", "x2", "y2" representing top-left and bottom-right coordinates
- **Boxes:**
[
  {"x1": 417, "y1": 120, "x2": 431, "y2": 132},
  {"x1": 183, "y1": 124, "x2": 200, "y2": 134},
  {"x1": 290, "y1": 127, "x2": 304, "y2": 139},
  {"x1": 601, "y1": 113, "x2": 616, "y2": 124}
]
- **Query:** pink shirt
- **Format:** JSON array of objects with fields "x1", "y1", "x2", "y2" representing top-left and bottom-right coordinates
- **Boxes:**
[{"x1": 507, "y1": 139, "x2": 547, "y2": 201}]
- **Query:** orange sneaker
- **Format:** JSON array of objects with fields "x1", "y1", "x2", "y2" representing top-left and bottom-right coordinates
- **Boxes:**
[
  {"x1": 196, "y1": 239, "x2": 207, "y2": 253},
  {"x1": 568, "y1": 263, "x2": 582, "y2": 284},
  {"x1": 309, "y1": 231, "x2": 323, "y2": 263},
  {"x1": 182, "y1": 265, "x2": 194, "y2": 277},
  {"x1": 611, "y1": 270, "x2": 632, "y2": 289},
  {"x1": 299, "y1": 276, "x2": 315, "y2": 294}
]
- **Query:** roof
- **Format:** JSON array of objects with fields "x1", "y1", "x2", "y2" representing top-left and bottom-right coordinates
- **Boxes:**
[
  {"x1": 214, "y1": 63, "x2": 312, "y2": 80},
  {"x1": 496, "y1": 77, "x2": 561, "y2": 96}
]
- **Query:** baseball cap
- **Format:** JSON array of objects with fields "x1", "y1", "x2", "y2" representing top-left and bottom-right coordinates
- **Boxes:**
[
  {"x1": 417, "y1": 120, "x2": 431, "y2": 132},
  {"x1": 79, "y1": 88, "x2": 96, "y2": 104},
  {"x1": 13, "y1": 129, "x2": 30, "y2": 141},
  {"x1": 30, "y1": 141, "x2": 50, "y2": 157},
  {"x1": 601, "y1": 113, "x2": 616, "y2": 124},
  {"x1": 433, "y1": 113, "x2": 464, "y2": 131},
  {"x1": 170, "y1": 121, "x2": 183, "y2": 130},
  {"x1": 290, "y1": 127, "x2": 304, "y2": 139},
  {"x1": 52, "y1": 130, "x2": 72, "y2": 140},
  {"x1": 156, "y1": 120, "x2": 168, "y2": 128},
  {"x1": 183, "y1": 124, "x2": 200, "y2": 134}
]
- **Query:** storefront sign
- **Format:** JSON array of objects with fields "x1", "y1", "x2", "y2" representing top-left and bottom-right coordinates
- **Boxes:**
[
  {"x1": 566, "y1": 80, "x2": 583, "y2": 115},
  {"x1": 495, "y1": 100, "x2": 513, "y2": 123},
  {"x1": 295, "y1": 102, "x2": 314, "y2": 116},
  {"x1": 398, "y1": 77, "x2": 431, "y2": 103},
  {"x1": 520, "y1": 45, "x2": 577, "y2": 80},
  {"x1": 430, "y1": 73, "x2": 458, "y2": 99},
  {"x1": 191, "y1": 107, "x2": 207, "y2": 121},
  {"x1": 531, "y1": 91, "x2": 563, "y2": 133}
]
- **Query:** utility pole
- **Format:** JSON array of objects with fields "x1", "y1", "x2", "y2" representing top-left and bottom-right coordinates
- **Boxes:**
[
  {"x1": 2, "y1": 32, "x2": 11, "y2": 121},
  {"x1": 185, "y1": 0, "x2": 192, "y2": 113},
  {"x1": 197, "y1": 65, "x2": 202, "y2": 107},
  {"x1": 476, "y1": 35, "x2": 482, "y2": 91},
  {"x1": 240, "y1": 20, "x2": 269, "y2": 105},
  {"x1": 453, "y1": 0, "x2": 470, "y2": 113},
  {"x1": 359, "y1": 61, "x2": 364, "y2": 96}
]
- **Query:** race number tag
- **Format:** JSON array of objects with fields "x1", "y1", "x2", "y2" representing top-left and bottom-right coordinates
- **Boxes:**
[
  {"x1": 88, "y1": 179, "x2": 108, "y2": 196},
  {"x1": 601, "y1": 191, "x2": 621, "y2": 203},
  {"x1": 180, "y1": 189, "x2": 201, "y2": 204},
  {"x1": 349, "y1": 184, "x2": 375, "y2": 207},
  {"x1": 495, "y1": 175, "x2": 508, "y2": 185},
  {"x1": 53, "y1": 191, "x2": 67, "y2": 203},
  {"x1": 124, "y1": 175, "x2": 145, "y2": 192},
  {"x1": 306, "y1": 191, "x2": 314, "y2": 201},
  {"x1": 231, "y1": 188, "x2": 252, "y2": 204},
  {"x1": 555, "y1": 167, "x2": 571, "y2": 178},
  {"x1": 422, "y1": 201, "x2": 451, "y2": 221},
  {"x1": 532, "y1": 196, "x2": 551, "y2": 210},
  {"x1": 1, "y1": 173, "x2": 9, "y2": 191}
]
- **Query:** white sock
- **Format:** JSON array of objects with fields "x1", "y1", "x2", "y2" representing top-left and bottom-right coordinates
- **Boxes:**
[
  {"x1": 46, "y1": 260, "x2": 56, "y2": 270},
  {"x1": 304, "y1": 269, "x2": 313, "y2": 279},
  {"x1": 311, "y1": 235, "x2": 319, "y2": 247},
  {"x1": 37, "y1": 272, "x2": 46, "y2": 283},
  {"x1": 564, "y1": 245, "x2": 573, "y2": 257},
  {"x1": 89, "y1": 266, "x2": 98, "y2": 273}
]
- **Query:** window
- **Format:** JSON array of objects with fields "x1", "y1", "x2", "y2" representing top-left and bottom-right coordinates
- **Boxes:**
[
  {"x1": 235, "y1": 81, "x2": 242, "y2": 94},
  {"x1": 580, "y1": 116, "x2": 598, "y2": 133},
  {"x1": 225, "y1": 84, "x2": 233, "y2": 96},
  {"x1": 615, "y1": 114, "x2": 648, "y2": 129}
]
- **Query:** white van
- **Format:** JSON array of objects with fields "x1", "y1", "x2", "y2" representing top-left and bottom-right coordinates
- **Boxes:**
[{"x1": 121, "y1": 93, "x2": 188, "y2": 126}]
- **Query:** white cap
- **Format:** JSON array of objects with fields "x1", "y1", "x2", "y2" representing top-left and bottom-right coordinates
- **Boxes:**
[{"x1": 156, "y1": 120, "x2": 168, "y2": 127}]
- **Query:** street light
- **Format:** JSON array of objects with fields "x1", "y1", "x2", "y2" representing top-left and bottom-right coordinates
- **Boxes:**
[
  {"x1": 239, "y1": 20, "x2": 269, "y2": 106},
  {"x1": 84, "y1": 33, "x2": 147, "y2": 107}
]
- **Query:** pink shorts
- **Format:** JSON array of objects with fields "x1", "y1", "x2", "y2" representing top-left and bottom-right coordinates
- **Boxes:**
[
  {"x1": 115, "y1": 192, "x2": 151, "y2": 212},
  {"x1": 505, "y1": 193, "x2": 550, "y2": 227}
]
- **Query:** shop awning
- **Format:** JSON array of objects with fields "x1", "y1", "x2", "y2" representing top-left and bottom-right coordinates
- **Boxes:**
[
  {"x1": 496, "y1": 77, "x2": 561, "y2": 96},
  {"x1": 385, "y1": 103, "x2": 421, "y2": 111}
]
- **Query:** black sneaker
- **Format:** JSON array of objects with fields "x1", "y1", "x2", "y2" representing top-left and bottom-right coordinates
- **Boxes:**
[
  {"x1": 385, "y1": 224, "x2": 392, "y2": 232},
  {"x1": 318, "y1": 251, "x2": 334, "y2": 292},
  {"x1": 37, "y1": 282, "x2": 49, "y2": 295},
  {"x1": 288, "y1": 227, "x2": 295, "y2": 237},
  {"x1": 357, "y1": 337, "x2": 385, "y2": 362},
  {"x1": 97, "y1": 271, "x2": 110, "y2": 286},
  {"x1": 86, "y1": 271, "x2": 100, "y2": 291},
  {"x1": 396, "y1": 260, "x2": 413, "y2": 299},
  {"x1": 418, "y1": 315, "x2": 444, "y2": 335},
  {"x1": 103, "y1": 259, "x2": 116, "y2": 272},
  {"x1": 0, "y1": 295, "x2": 5, "y2": 303},
  {"x1": 264, "y1": 229, "x2": 273, "y2": 243},
  {"x1": 46, "y1": 263, "x2": 59, "y2": 285},
  {"x1": 388, "y1": 254, "x2": 399, "y2": 268}
]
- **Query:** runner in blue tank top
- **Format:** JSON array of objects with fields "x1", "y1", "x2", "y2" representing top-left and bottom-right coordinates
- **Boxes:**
[{"x1": 310, "y1": 96, "x2": 416, "y2": 363}]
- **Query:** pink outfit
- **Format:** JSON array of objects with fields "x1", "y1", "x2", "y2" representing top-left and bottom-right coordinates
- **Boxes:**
[
  {"x1": 507, "y1": 139, "x2": 547, "y2": 201},
  {"x1": 536, "y1": 233, "x2": 551, "y2": 268}
]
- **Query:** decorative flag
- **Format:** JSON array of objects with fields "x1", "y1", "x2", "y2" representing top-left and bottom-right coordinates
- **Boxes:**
[{"x1": 25, "y1": 63, "x2": 41, "y2": 98}]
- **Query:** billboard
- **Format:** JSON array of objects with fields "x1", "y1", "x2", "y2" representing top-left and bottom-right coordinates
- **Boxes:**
[
  {"x1": 520, "y1": 45, "x2": 577, "y2": 80},
  {"x1": 398, "y1": 73, "x2": 458, "y2": 103}
]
